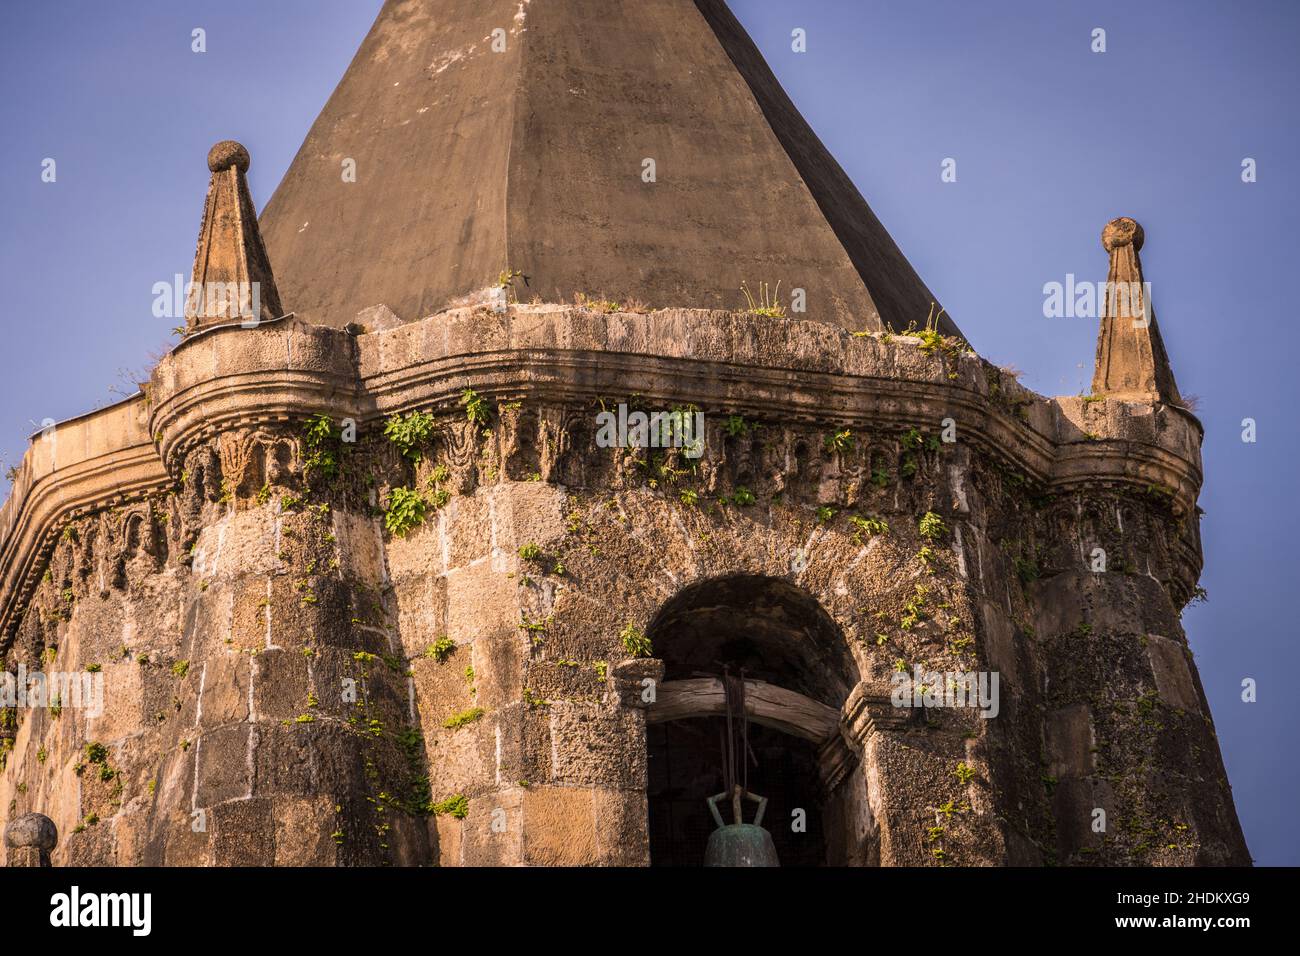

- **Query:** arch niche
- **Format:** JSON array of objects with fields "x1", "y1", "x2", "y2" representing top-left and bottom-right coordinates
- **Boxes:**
[{"x1": 642, "y1": 574, "x2": 877, "y2": 866}]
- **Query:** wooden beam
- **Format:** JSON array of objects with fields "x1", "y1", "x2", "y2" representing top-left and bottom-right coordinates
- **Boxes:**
[{"x1": 648, "y1": 678, "x2": 840, "y2": 743}]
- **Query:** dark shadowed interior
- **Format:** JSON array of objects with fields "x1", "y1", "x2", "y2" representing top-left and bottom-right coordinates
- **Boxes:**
[{"x1": 647, "y1": 717, "x2": 826, "y2": 867}]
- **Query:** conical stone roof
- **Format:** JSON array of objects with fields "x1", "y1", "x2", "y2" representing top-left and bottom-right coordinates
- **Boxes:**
[{"x1": 259, "y1": 0, "x2": 962, "y2": 338}]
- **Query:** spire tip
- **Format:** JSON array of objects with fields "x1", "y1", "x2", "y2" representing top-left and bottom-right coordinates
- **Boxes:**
[
  {"x1": 1102, "y1": 217, "x2": 1143, "y2": 252},
  {"x1": 207, "y1": 140, "x2": 250, "y2": 173}
]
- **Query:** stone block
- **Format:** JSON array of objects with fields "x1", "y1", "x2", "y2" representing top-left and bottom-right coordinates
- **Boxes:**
[
  {"x1": 1052, "y1": 776, "x2": 1114, "y2": 859},
  {"x1": 445, "y1": 562, "x2": 520, "y2": 640},
  {"x1": 198, "y1": 650, "x2": 250, "y2": 728},
  {"x1": 211, "y1": 797, "x2": 275, "y2": 866},
  {"x1": 393, "y1": 574, "x2": 448, "y2": 658},
  {"x1": 1044, "y1": 703, "x2": 1095, "y2": 779},
  {"x1": 445, "y1": 493, "x2": 495, "y2": 568},
  {"x1": 1147, "y1": 634, "x2": 1201, "y2": 712},
  {"x1": 195, "y1": 723, "x2": 252, "y2": 806},
  {"x1": 593, "y1": 788, "x2": 649, "y2": 865},
  {"x1": 273, "y1": 795, "x2": 339, "y2": 865},
  {"x1": 523, "y1": 786, "x2": 598, "y2": 866},
  {"x1": 251, "y1": 647, "x2": 311, "y2": 722},
  {"x1": 461, "y1": 788, "x2": 524, "y2": 865},
  {"x1": 549, "y1": 703, "x2": 645, "y2": 789}
]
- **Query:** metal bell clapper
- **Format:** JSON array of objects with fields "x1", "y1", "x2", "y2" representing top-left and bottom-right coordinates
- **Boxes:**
[{"x1": 703, "y1": 785, "x2": 779, "y2": 867}]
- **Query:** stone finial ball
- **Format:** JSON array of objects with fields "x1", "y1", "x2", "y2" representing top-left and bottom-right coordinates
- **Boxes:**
[
  {"x1": 207, "y1": 140, "x2": 250, "y2": 173},
  {"x1": 4, "y1": 812, "x2": 58, "y2": 852},
  {"x1": 1102, "y1": 217, "x2": 1144, "y2": 252}
]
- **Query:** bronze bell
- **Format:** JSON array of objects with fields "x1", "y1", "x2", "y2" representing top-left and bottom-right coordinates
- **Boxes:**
[{"x1": 703, "y1": 785, "x2": 779, "y2": 867}]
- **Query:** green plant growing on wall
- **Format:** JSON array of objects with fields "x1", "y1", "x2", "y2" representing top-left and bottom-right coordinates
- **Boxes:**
[
  {"x1": 461, "y1": 388, "x2": 490, "y2": 427},
  {"x1": 171, "y1": 660, "x2": 189, "y2": 677},
  {"x1": 918, "y1": 511, "x2": 947, "y2": 540},
  {"x1": 724, "y1": 415, "x2": 749, "y2": 437},
  {"x1": 1014, "y1": 555, "x2": 1039, "y2": 584},
  {"x1": 384, "y1": 410, "x2": 436, "y2": 463},
  {"x1": 903, "y1": 304, "x2": 969, "y2": 365},
  {"x1": 824, "y1": 427, "x2": 855, "y2": 454},
  {"x1": 384, "y1": 486, "x2": 426, "y2": 536},
  {"x1": 303, "y1": 412, "x2": 344, "y2": 480},
  {"x1": 954, "y1": 761, "x2": 976, "y2": 785},
  {"x1": 901, "y1": 584, "x2": 929, "y2": 630},
  {"x1": 620, "y1": 622, "x2": 652, "y2": 658},
  {"x1": 899, "y1": 427, "x2": 931, "y2": 479},
  {"x1": 518, "y1": 542, "x2": 543, "y2": 562},
  {"x1": 730, "y1": 486, "x2": 756, "y2": 507},
  {"x1": 574, "y1": 292, "x2": 623, "y2": 313},
  {"x1": 519, "y1": 615, "x2": 548, "y2": 636},
  {"x1": 740, "y1": 280, "x2": 785, "y2": 318},
  {"x1": 523, "y1": 687, "x2": 548, "y2": 708},
  {"x1": 84, "y1": 741, "x2": 108, "y2": 765},
  {"x1": 849, "y1": 515, "x2": 888, "y2": 543},
  {"x1": 426, "y1": 636, "x2": 456, "y2": 662},
  {"x1": 432, "y1": 794, "x2": 469, "y2": 819},
  {"x1": 442, "y1": 707, "x2": 485, "y2": 730},
  {"x1": 816, "y1": 506, "x2": 835, "y2": 523}
]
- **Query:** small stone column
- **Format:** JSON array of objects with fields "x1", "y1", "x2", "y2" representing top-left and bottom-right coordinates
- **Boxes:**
[{"x1": 5, "y1": 813, "x2": 57, "y2": 867}]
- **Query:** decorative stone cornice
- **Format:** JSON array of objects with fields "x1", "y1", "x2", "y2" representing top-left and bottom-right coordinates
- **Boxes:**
[
  {"x1": 0, "y1": 305, "x2": 1205, "y2": 642},
  {"x1": 0, "y1": 396, "x2": 169, "y2": 641},
  {"x1": 146, "y1": 316, "x2": 359, "y2": 475},
  {"x1": 841, "y1": 681, "x2": 916, "y2": 749}
]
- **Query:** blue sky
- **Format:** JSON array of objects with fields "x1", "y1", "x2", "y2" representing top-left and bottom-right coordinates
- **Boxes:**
[{"x1": 1, "y1": 0, "x2": 1295, "y2": 863}]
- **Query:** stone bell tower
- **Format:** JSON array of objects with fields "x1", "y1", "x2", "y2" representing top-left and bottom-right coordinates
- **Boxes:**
[{"x1": 0, "y1": 0, "x2": 1247, "y2": 867}]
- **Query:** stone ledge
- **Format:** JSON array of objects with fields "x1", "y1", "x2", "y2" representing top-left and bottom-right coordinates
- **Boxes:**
[{"x1": 0, "y1": 305, "x2": 1204, "y2": 644}]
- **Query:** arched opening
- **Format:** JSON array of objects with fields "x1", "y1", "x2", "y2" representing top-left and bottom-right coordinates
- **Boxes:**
[{"x1": 643, "y1": 575, "x2": 873, "y2": 866}]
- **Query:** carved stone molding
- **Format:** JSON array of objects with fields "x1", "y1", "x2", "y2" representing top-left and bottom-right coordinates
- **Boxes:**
[
  {"x1": 841, "y1": 681, "x2": 915, "y2": 751},
  {"x1": 1, "y1": 305, "x2": 1206, "y2": 644}
]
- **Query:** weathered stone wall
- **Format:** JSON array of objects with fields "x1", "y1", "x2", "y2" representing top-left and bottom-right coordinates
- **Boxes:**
[{"x1": 0, "y1": 305, "x2": 1248, "y2": 866}]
